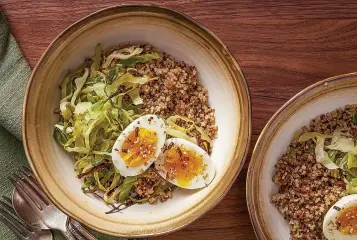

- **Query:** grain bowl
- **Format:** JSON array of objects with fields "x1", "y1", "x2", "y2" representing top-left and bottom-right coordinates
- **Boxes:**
[
  {"x1": 247, "y1": 73, "x2": 357, "y2": 240},
  {"x1": 23, "y1": 5, "x2": 251, "y2": 237}
]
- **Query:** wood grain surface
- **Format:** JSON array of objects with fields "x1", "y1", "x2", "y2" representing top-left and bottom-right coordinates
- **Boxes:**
[{"x1": 1, "y1": 0, "x2": 357, "y2": 239}]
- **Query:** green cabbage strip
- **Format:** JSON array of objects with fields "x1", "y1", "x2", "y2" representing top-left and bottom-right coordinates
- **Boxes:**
[
  {"x1": 314, "y1": 136, "x2": 339, "y2": 169},
  {"x1": 298, "y1": 132, "x2": 328, "y2": 142},
  {"x1": 127, "y1": 88, "x2": 143, "y2": 105},
  {"x1": 119, "y1": 176, "x2": 138, "y2": 203},
  {"x1": 90, "y1": 44, "x2": 101, "y2": 77},
  {"x1": 166, "y1": 128, "x2": 197, "y2": 144},
  {"x1": 74, "y1": 102, "x2": 92, "y2": 115},
  {"x1": 326, "y1": 135, "x2": 355, "y2": 153},
  {"x1": 120, "y1": 52, "x2": 162, "y2": 67},
  {"x1": 60, "y1": 68, "x2": 84, "y2": 103},
  {"x1": 106, "y1": 72, "x2": 150, "y2": 95},
  {"x1": 166, "y1": 115, "x2": 213, "y2": 154},
  {"x1": 102, "y1": 46, "x2": 143, "y2": 69},
  {"x1": 299, "y1": 130, "x2": 357, "y2": 194},
  {"x1": 71, "y1": 68, "x2": 89, "y2": 105},
  {"x1": 60, "y1": 102, "x2": 74, "y2": 121}
]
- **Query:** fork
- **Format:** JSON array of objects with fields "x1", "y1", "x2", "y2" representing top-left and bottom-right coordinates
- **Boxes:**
[
  {"x1": 0, "y1": 196, "x2": 52, "y2": 240},
  {"x1": 10, "y1": 167, "x2": 96, "y2": 240}
]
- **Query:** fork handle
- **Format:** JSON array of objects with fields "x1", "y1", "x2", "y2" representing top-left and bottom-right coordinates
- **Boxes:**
[
  {"x1": 70, "y1": 218, "x2": 97, "y2": 240},
  {"x1": 60, "y1": 228, "x2": 77, "y2": 240},
  {"x1": 60, "y1": 218, "x2": 77, "y2": 240}
]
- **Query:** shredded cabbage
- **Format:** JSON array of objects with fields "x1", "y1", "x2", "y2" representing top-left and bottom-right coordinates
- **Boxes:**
[
  {"x1": 347, "y1": 181, "x2": 357, "y2": 194},
  {"x1": 71, "y1": 68, "x2": 89, "y2": 105},
  {"x1": 120, "y1": 52, "x2": 162, "y2": 67},
  {"x1": 315, "y1": 136, "x2": 339, "y2": 169},
  {"x1": 102, "y1": 46, "x2": 143, "y2": 69},
  {"x1": 300, "y1": 130, "x2": 357, "y2": 195},
  {"x1": 166, "y1": 115, "x2": 213, "y2": 154},
  {"x1": 53, "y1": 44, "x2": 162, "y2": 206},
  {"x1": 90, "y1": 44, "x2": 101, "y2": 77},
  {"x1": 348, "y1": 152, "x2": 357, "y2": 169},
  {"x1": 326, "y1": 136, "x2": 355, "y2": 153},
  {"x1": 54, "y1": 44, "x2": 212, "y2": 208},
  {"x1": 298, "y1": 132, "x2": 328, "y2": 142},
  {"x1": 74, "y1": 102, "x2": 92, "y2": 115}
]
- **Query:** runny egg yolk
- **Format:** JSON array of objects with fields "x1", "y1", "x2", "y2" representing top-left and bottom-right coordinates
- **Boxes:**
[
  {"x1": 120, "y1": 128, "x2": 158, "y2": 167},
  {"x1": 164, "y1": 145, "x2": 204, "y2": 187},
  {"x1": 336, "y1": 205, "x2": 357, "y2": 235}
]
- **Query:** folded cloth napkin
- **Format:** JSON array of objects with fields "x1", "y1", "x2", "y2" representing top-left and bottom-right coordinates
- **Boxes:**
[{"x1": 0, "y1": 11, "x2": 124, "y2": 240}]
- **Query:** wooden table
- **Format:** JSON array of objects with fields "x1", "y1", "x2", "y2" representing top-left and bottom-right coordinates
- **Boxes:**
[{"x1": 2, "y1": 1, "x2": 356, "y2": 239}]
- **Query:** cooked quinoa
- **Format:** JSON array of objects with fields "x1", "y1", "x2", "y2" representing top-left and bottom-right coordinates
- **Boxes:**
[
  {"x1": 112, "y1": 44, "x2": 217, "y2": 204},
  {"x1": 272, "y1": 105, "x2": 357, "y2": 239},
  {"x1": 56, "y1": 43, "x2": 217, "y2": 208},
  {"x1": 137, "y1": 45, "x2": 218, "y2": 140},
  {"x1": 134, "y1": 168, "x2": 174, "y2": 204}
]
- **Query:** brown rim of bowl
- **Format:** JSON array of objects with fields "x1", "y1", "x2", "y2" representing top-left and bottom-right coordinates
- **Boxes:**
[
  {"x1": 22, "y1": 4, "x2": 251, "y2": 237},
  {"x1": 246, "y1": 72, "x2": 357, "y2": 240}
]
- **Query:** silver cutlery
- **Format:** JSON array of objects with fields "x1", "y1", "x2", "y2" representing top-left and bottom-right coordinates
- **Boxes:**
[
  {"x1": 0, "y1": 196, "x2": 52, "y2": 240},
  {"x1": 10, "y1": 166, "x2": 97, "y2": 240},
  {"x1": 12, "y1": 187, "x2": 47, "y2": 229}
]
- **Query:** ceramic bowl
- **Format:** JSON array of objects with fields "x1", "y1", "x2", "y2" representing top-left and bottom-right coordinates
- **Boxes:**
[
  {"x1": 247, "y1": 72, "x2": 357, "y2": 239},
  {"x1": 23, "y1": 5, "x2": 251, "y2": 237}
]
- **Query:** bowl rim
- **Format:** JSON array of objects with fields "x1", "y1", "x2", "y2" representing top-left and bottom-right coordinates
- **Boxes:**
[
  {"x1": 246, "y1": 72, "x2": 357, "y2": 240},
  {"x1": 22, "y1": 4, "x2": 252, "y2": 237}
]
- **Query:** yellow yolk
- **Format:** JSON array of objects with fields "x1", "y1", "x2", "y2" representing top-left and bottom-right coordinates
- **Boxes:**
[
  {"x1": 337, "y1": 205, "x2": 357, "y2": 235},
  {"x1": 164, "y1": 145, "x2": 204, "y2": 187},
  {"x1": 120, "y1": 128, "x2": 158, "y2": 167}
]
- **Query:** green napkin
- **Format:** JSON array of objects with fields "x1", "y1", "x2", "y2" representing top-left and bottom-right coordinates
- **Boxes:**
[{"x1": 0, "y1": 11, "x2": 124, "y2": 240}]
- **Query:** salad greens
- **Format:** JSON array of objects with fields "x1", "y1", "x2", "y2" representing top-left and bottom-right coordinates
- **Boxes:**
[
  {"x1": 53, "y1": 43, "x2": 213, "y2": 209},
  {"x1": 298, "y1": 131, "x2": 357, "y2": 194},
  {"x1": 165, "y1": 115, "x2": 213, "y2": 154},
  {"x1": 54, "y1": 44, "x2": 163, "y2": 205}
]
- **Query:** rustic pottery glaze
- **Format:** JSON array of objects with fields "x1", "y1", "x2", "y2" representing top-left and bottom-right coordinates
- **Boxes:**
[
  {"x1": 23, "y1": 5, "x2": 251, "y2": 237},
  {"x1": 247, "y1": 73, "x2": 357, "y2": 240}
]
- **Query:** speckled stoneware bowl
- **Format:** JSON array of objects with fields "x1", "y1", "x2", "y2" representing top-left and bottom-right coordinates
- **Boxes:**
[
  {"x1": 23, "y1": 5, "x2": 251, "y2": 237},
  {"x1": 247, "y1": 72, "x2": 357, "y2": 239}
]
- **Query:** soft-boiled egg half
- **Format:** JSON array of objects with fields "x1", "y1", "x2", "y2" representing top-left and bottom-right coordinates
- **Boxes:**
[
  {"x1": 323, "y1": 194, "x2": 357, "y2": 239},
  {"x1": 111, "y1": 115, "x2": 166, "y2": 176},
  {"x1": 155, "y1": 138, "x2": 215, "y2": 189}
]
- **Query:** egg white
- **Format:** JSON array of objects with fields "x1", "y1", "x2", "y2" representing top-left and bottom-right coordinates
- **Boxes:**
[
  {"x1": 111, "y1": 115, "x2": 166, "y2": 176},
  {"x1": 155, "y1": 138, "x2": 215, "y2": 189},
  {"x1": 323, "y1": 194, "x2": 357, "y2": 240}
]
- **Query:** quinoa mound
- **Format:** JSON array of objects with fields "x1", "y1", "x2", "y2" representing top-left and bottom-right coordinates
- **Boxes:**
[
  {"x1": 272, "y1": 105, "x2": 357, "y2": 239},
  {"x1": 137, "y1": 45, "x2": 218, "y2": 140}
]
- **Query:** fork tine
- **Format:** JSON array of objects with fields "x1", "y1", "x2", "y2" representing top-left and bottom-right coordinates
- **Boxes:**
[
  {"x1": 10, "y1": 176, "x2": 44, "y2": 211},
  {"x1": 20, "y1": 166, "x2": 32, "y2": 176},
  {"x1": 0, "y1": 196, "x2": 17, "y2": 216},
  {"x1": 0, "y1": 215, "x2": 27, "y2": 240},
  {"x1": 0, "y1": 201, "x2": 31, "y2": 239},
  {"x1": 21, "y1": 167, "x2": 41, "y2": 185},
  {"x1": 21, "y1": 173, "x2": 50, "y2": 205},
  {"x1": 17, "y1": 167, "x2": 51, "y2": 206},
  {"x1": 18, "y1": 168, "x2": 31, "y2": 180},
  {"x1": 21, "y1": 166, "x2": 32, "y2": 175}
]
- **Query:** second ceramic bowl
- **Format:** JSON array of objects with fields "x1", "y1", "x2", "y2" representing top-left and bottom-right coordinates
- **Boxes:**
[{"x1": 247, "y1": 72, "x2": 357, "y2": 239}]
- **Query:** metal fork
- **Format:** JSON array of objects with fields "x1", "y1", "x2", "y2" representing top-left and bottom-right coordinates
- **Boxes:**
[
  {"x1": 0, "y1": 196, "x2": 52, "y2": 240},
  {"x1": 10, "y1": 167, "x2": 96, "y2": 240}
]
